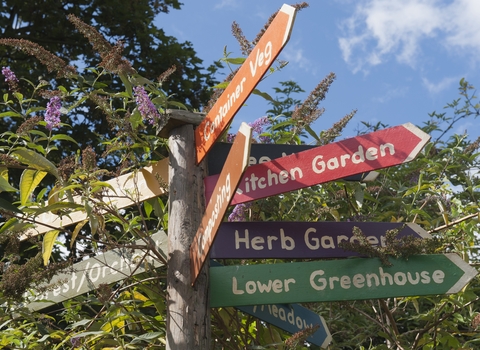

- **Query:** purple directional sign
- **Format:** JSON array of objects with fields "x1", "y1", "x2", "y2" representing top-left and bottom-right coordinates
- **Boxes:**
[{"x1": 210, "y1": 221, "x2": 430, "y2": 259}]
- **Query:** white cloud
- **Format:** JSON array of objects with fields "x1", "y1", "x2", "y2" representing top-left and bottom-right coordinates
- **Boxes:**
[
  {"x1": 444, "y1": 0, "x2": 480, "y2": 53},
  {"x1": 338, "y1": 0, "x2": 480, "y2": 73},
  {"x1": 281, "y1": 43, "x2": 312, "y2": 71},
  {"x1": 214, "y1": 0, "x2": 238, "y2": 10},
  {"x1": 373, "y1": 85, "x2": 409, "y2": 103},
  {"x1": 422, "y1": 76, "x2": 459, "y2": 94}
]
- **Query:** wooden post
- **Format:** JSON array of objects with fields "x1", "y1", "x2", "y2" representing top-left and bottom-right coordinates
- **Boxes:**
[{"x1": 167, "y1": 123, "x2": 210, "y2": 349}]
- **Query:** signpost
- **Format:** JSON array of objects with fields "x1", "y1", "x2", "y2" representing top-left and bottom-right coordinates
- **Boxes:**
[
  {"x1": 210, "y1": 254, "x2": 478, "y2": 307},
  {"x1": 208, "y1": 142, "x2": 378, "y2": 182},
  {"x1": 209, "y1": 260, "x2": 332, "y2": 347},
  {"x1": 194, "y1": 4, "x2": 297, "y2": 164},
  {"x1": 190, "y1": 123, "x2": 252, "y2": 284},
  {"x1": 205, "y1": 123, "x2": 430, "y2": 205},
  {"x1": 210, "y1": 222, "x2": 430, "y2": 259},
  {"x1": 25, "y1": 231, "x2": 168, "y2": 311},
  {"x1": 238, "y1": 304, "x2": 332, "y2": 348},
  {"x1": 21, "y1": 158, "x2": 169, "y2": 240}
]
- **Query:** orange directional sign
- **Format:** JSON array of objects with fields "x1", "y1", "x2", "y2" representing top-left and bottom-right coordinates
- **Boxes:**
[
  {"x1": 190, "y1": 123, "x2": 252, "y2": 285},
  {"x1": 194, "y1": 4, "x2": 296, "y2": 164}
]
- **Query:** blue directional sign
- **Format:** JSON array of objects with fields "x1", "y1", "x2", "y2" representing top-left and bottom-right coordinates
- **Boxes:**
[{"x1": 238, "y1": 304, "x2": 331, "y2": 348}]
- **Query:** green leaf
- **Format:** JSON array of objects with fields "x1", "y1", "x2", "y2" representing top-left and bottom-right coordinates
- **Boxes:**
[
  {"x1": 0, "y1": 111, "x2": 23, "y2": 118},
  {"x1": 71, "y1": 219, "x2": 89, "y2": 248},
  {"x1": 131, "y1": 75, "x2": 154, "y2": 86},
  {"x1": 0, "y1": 176, "x2": 17, "y2": 192},
  {"x1": 30, "y1": 202, "x2": 83, "y2": 216},
  {"x1": 119, "y1": 72, "x2": 133, "y2": 98},
  {"x1": 114, "y1": 91, "x2": 131, "y2": 98},
  {"x1": 25, "y1": 106, "x2": 45, "y2": 115},
  {"x1": 131, "y1": 332, "x2": 165, "y2": 344},
  {"x1": 223, "y1": 57, "x2": 246, "y2": 65},
  {"x1": 50, "y1": 134, "x2": 78, "y2": 144},
  {"x1": 26, "y1": 142, "x2": 47, "y2": 155},
  {"x1": 90, "y1": 181, "x2": 116, "y2": 194},
  {"x1": 19, "y1": 169, "x2": 47, "y2": 205},
  {"x1": 355, "y1": 183, "x2": 365, "y2": 208},
  {"x1": 166, "y1": 100, "x2": 187, "y2": 110},
  {"x1": 130, "y1": 109, "x2": 143, "y2": 129},
  {"x1": 271, "y1": 120, "x2": 293, "y2": 131},
  {"x1": 13, "y1": 92, "x2": 23, "y2": 101},
  {"x1": 144, "y1": 200, "x2": 153, "y2": 218},
  {"x1": 0, "y1": 218, "x2": 17, "y2": 235},
  {"x1": 0, "y1": 198, "x2": 22, "y2": 213},
  {"x1": 212, "y1": 81, "x2": 229, "y2": 89},
  {"x1": 42, "y1": 230, "x2": 60, "y2": 265},
  {"x1": 304, "y1": 124, "x2": 321, "y2": 142},
  {"x1": 252, "y1": 89, "x2": 274, "y2": 102},
  {"x1": 28, "y1": 130, "x2": 48, "y2": 138},
  {"x1": 12, "y1": 148, "x2": 59, "y2": 179}
]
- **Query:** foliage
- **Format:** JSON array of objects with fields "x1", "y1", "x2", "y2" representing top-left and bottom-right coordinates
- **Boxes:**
[
  {"x1": 0, "y1": 0, "x2": 220, "y2": 161},
  {"x1": 0, "y1": 3, "x2": 479, "y2": 350},
  {"x1": 222, "y1": 78, "x2": 480, "y2": 349}
]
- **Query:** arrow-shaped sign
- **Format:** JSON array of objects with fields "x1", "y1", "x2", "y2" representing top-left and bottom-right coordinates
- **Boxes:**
[
  {"x1": 238, "y1": 304, "x2": 332, "y2": 348},
  {"x1": 210, "y1": 222, "x2": 430, "y2": 259},
  {"x1": 210, "y1": 260, "x2": 331, "y2": 347},
  {"x1": 210, "y1": 254, "x2": 477, "y2": 307},
  {"x1": 21, "y1": 158, "x2": 169, "y2": 241},
  {"x1": 205, "y1": 123, "x2": 430, "y2": 205},
  {"x1": 208, "y1": 142, "x2": 378, "y2": 181},
  {"x1": 190, "y1": 123, "x2": 252, "y2": 284},
  {"x1": 25, "y1": 231, "x2": 168, "y2": 311},
  {"x1": 194, "y1": 4, "x2": 297, "y2": 164}
]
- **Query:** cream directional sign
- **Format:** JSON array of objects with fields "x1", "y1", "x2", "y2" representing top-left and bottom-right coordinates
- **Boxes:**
[
  {"x1": 190, "y1": 123, "x2": 252, "y2": 284},
  {"x1": 210, "y1": 254, "x2": 478, "y2": 307},
  {"x1": 205, "y1": 123, "x2": 430, "y2": 205},
  {"x1": 210, "y1": 222, "x2": 430, "y2": 259},
  {"x1": 25, "y1": 231, "x2": 168, "y2": 311},
  {"x1": 238, "y1": 304, "x2": 332, "y2": 348},
  {"x1": 194, "y1": 4, "x2": 296, "y2": 164},
  {"x1": 21, "y1": 158, "x2": 169, "y2": 240}
]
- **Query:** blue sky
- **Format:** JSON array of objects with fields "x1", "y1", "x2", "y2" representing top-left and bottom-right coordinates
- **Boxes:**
[{"x1": 155, "y1": 0, "x2": 480, "y2": 143}]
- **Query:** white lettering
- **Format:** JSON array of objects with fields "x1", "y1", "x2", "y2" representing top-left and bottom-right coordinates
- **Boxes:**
[
  {"x1": 280, "y1": 229, "x2": 295, "y2": 250},
  {"x1": 249, "y1": 41, "x2": 272, "y2": 77},
  {"x1": 309, "y1": 267, "x2": 446, "y2": 291}
]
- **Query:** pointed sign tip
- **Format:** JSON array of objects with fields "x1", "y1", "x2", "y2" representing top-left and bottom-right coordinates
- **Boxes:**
[
  {"x1": 444, "y1": 253, "x2": 478, "y2": 294},
  {"x1": 402, "y1": 122, "x2": 431, "y2": 162}
]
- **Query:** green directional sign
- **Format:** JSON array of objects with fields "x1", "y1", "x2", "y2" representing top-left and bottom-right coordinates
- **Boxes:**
[{"x1": 210, "y1": 254, "x2": 478, "y2": 307}]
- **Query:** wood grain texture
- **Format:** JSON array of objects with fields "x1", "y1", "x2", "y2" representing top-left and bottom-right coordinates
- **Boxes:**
[{"x1": 167, "y1": 124, "x2": 210, "y2": 349}]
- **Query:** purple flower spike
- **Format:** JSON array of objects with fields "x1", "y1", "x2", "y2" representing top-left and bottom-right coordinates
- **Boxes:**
[
  {"x1": 2, "y1": 66, "x2": 19, "y2": 91},
  {"x1": 45, "y1": 96, "x2": 62, "y2": 130},
  {"x1": 228, "y1": 203, "x2": 252, "y2": 222},
  {"x1": 133, "y1": 86, "x2": 160, "y2": 125},
  {"x1": 2, "y1": 67, "x2": 18, "y2": 83},
  {"x1": 248, "y1": 116, "x2": 270, "y2": 134},
  {"x1": 248, "y1": 116, "x2": 271, "y2": 143}
]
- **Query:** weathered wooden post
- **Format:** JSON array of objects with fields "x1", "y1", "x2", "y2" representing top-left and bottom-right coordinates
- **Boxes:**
[{"x1": 164, "y1": 112, "x2": 210, "y2": 349}]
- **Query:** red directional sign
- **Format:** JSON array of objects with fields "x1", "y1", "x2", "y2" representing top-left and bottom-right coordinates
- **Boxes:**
[
  {"x1": 190, "y1": 123, "x2": 252, "y2": 285},
  {"x1": 194, "y1": 4, "x2": 296, "y2": 164},
  {"x1": 205, "y1": 123, "x2": 430, "y2": 205}
]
